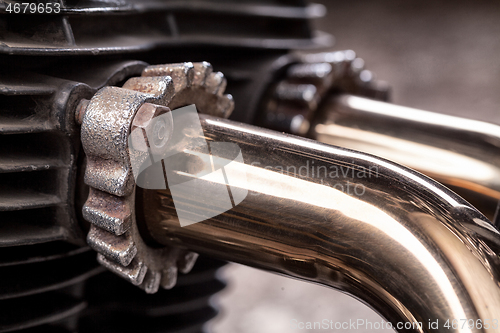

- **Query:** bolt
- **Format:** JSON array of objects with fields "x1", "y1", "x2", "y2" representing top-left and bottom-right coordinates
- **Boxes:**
[
  {"x1": 130, "y1": 103, "x2": 173, "y2": 156},
  {"x1": 75, "y1": 99, "x2": 90, "y2": 125}
]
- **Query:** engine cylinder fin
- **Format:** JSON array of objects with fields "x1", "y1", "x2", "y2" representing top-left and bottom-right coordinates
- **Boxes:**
[
  {"x1": 0, "y1": 118, "x2": 55, "y2": 134},
  {"x1": 0, "y1": 206, "x2": 71, "y2": 247},
  {"x1": 0, "y1": 1, "x2": 331, "y2": 55},
  {"x1": 0, "y1": 292, "x2": 86, "y2": 333},
  {"x1": 0, "y1": 191, "x2": 62, "y2": 211},
  {"x1": 0, "y1": 242, "x2": 89, "y2": 268},
  {"x1": 0, "y1": 251, "x2": 102, "y2": 300},
  {"x1": 0, "y1": 59, "x2": 200, "y2": 332},
  {"x1": 79, "y1": 256, "x2": 226, "y2": 333},
  {"x1": 0, "y1": 156, "x2": 66, "y2": 173},
  {"x1": 0, "y1": 73, "x2": 58, "y2": 96}
]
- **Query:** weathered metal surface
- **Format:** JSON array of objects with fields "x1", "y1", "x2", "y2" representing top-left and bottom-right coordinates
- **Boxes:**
[
  {"x1": 260, "y1": 50, "x2": 391, "y2": 135},
  {"x1": 81, "y1": 62, "x2": 234, "y2": 293}
]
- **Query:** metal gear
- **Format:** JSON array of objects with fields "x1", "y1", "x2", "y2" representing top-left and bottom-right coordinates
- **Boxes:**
[
  {"x1": 261, "y1": 50, "x2": 390, "y2": 135},
  {"x1": 80, "y1": 62, "x2": 234, "y2": 293}
]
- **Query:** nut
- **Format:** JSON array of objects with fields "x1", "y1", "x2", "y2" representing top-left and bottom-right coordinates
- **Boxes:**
[{"x1": 130, "y1": 103, "x2": 173, "y2": 156}]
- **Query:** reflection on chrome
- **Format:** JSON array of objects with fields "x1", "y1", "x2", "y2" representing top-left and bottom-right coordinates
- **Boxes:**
[
  {"x1": 136, "y1": 115, "x2": 500, "y2": 333},
  {"x1": 313, "y1": 94, "x2": 500, "y2": 219},
  {"x1": 315, "y1": 124, "x2": 499, "y2": 184},
  {"x1": 344, "y1": 95, "x2": 500, "y2": 139}
]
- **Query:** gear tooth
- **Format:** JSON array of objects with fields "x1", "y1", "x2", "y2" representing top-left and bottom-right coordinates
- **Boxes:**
[
  {"x1": 335, "y1": 50, "x2": 356, "y2": 77},
  {"x1": 349, "y1": 58, "x2": 366, "y2": 76},
  {"x1": 122, "y1": 76, "x2": 175, "y2": 104},
  {"x1": 205, "y1": 71, "x2": 226, "y2": 95},
  {"x1": 142, "y1": 63, "x2": 191, "y2": 93},
  {"x1": 275, "y1": 82, "x2": 318, "y2": 110},
  {"x1": 217, "y1": 75, "x2": 228, "y2": 96},
  {"x1": 344, "y1": 50, "x2": 357, "y2": 61},
  {"x1": 81, "y1": 86, "x2": 157, "y2": 197},
  {"x1": 287, "y1": 63, "x2": 333, "y2": 80},
  {"x1": 87, "y1": 225, "x2": 137, "y2": 266},
  {"x1": 301, "y1": 50, "x2": 356, "y2": 78},
  {"x1": 142, "y1": 62, "x2": 187, "y2": 77},
  {"x1": 98, "y1": 254, "x2": 147, "y2": 286},
  {"x1": 190, "y1": 62, "x2": 213, "y2": 87},
  {"x1": 302, "y1": 51, "x2": 328, "y2": 63},
  {"x1": 139, "y1": 270, "x2": 161, "y2": 294},
  {"x1": 84, "y1": 156, "x2": 134, "y2": 197},
  {"x1": 262, "y1": 51, "x2": 388, "y2": 136},
  {"x1": 177, "y1": 251, "x2": 199, "y2": 274},
  {"x1": 84, "y1": 62, "x2": 230, "y2": 292},
  {"x1": 218, "y1": 94, "x2": 234, "y2": 118},
  {"x1": 160, "y1": 266, "x2": 178, "y2": 290},
  {"x1": 357, "y1": 69, "x2": 374, "y2": 84},
  {"x1": 287, "y1": 63, "x2": 334, "y2": 94},
  {"x1": 202, "y1": 61, "x2": 213, "y2": 70},
  {"x1": 83, "y1": 188, "x2": 132, "y2": 235},
  {"x1": 302, "y1": 50, "x2": 354, "y2": 63},
  {"x1": 183, "y1": 62, "x2": 195, "y2": 70}
]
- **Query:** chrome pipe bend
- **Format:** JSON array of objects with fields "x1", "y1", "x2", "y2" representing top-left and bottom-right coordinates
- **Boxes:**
[{"x1": 138, "y1": 115, "x2": 500, "y2": 333}]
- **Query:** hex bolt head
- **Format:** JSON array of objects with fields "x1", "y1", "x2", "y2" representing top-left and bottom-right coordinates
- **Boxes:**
[{"x1": 130, "y1": 103, "x2": 173, "y2": 157}]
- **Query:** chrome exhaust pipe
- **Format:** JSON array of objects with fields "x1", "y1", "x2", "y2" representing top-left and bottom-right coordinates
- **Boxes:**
[
  {"x1": 312, "y1": 94, "x2": 500, "y2": 220},
  {"x1": 137, "y1": 115, "x2": 500, "y2": 332}
]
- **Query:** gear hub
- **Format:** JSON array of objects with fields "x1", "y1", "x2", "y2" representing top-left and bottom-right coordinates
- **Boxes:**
[{"x1": 80, "y1": 62, "x2": 234, "y2": 293}]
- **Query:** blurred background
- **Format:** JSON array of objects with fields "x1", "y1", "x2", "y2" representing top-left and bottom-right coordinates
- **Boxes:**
[{"x1": 212, "y1": 0, "x2": 500, "y2": 332}]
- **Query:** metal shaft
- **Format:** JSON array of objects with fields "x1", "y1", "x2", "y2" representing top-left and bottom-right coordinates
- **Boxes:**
[
  {"x1": 137, "y1": 115, "x2": 500, "y2": 332},
  {"x1": 312, "y1": 94, "x2": 500, "y2": 220}
]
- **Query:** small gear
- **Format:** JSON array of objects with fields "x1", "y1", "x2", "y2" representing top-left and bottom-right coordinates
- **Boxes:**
[
  {"x1": 261, "y1": 50, "x2": 390, "y2": 135},
  {"x1": 80, "y1": 62, "x2": 234, "y2": 293}
]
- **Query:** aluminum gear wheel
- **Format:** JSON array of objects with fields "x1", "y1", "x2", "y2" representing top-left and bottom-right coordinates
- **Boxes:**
[
  {"x1": 261, "y1": 50, "x2": 390, "y2": 135},
  {"x1": 80, "y1": 62, "x2": 234, "y2": 293}
]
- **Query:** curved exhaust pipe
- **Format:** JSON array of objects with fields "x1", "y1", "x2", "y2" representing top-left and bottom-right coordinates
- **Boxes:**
[{"x1": 136, "y1": 115, "x2": 500, "y2": 333}]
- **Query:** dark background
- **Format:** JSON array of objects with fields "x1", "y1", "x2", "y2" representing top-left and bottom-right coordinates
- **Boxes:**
[
  {"x1": 213, "y1": 1, "x2": 500, "y2": 332},
  {"x1": 315, "y1": 0, "x2": 500, "y2": 123}
]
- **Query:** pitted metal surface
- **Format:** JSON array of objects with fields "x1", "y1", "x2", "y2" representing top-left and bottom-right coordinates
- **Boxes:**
[
  {"x1": 81, "y1": 77, "x2": 174, "y2": 197},
  {"x1": 81, "y1": 62, "x2": 234, "y2": 293},
  {"x1": 261, "y1": 50, "x2": 390, "y2": 135}
]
